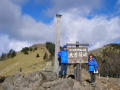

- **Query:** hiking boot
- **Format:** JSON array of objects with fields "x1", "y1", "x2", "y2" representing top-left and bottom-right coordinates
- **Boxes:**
[
  {"x1": 59, "y1": 75, "x2": 62, "y2": 78},
  {"x1": 63, "y1": 75, "x2": 66, "y2": 78}
]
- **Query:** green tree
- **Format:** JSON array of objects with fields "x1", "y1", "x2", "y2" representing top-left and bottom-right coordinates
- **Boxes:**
[
  {"x1": 46, "y1": 42, "x2": 55, "y2": 56},
  {"x1": 7, "y1": 49, "x2": 16, "y2": 58},
  {"x1": 0, "y1": 53, "x2": 7, "y2": 60},
  {"x1": 21, "y1": 47, "x2": 29, "y2": 55},
  {"x1": 34, "y1": 47, "x2": 37, "y2": 50},
  {"x1": 36, "y1": 53, "x2": 40, "y2": 58},
  {"x1": 29, "y1": 48, "x2": 32, "y2": 51}
]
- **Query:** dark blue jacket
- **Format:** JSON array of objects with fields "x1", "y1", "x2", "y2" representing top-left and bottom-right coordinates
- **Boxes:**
[
  {"x1": 88, "y1": 58, "x2": 98, "y2": 71},
  {"x1": 58, "y1": 50, "x2": 68, "y2": 64}
]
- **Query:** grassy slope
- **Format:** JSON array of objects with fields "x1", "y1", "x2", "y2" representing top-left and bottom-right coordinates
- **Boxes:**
[{"x1": 0, "y1": 47, "x2": 48, "y2": 77}]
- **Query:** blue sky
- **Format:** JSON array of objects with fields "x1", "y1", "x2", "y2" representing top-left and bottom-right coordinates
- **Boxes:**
[
  {"x1": 22, "y1": 0, "x2": 53, "y2": 23},
  {"x1": 21, "y1": 0, "x2": 120, "y2": 22},
  {"x1": 0, "y1": 0, "x2": 120, "y2": 54}
]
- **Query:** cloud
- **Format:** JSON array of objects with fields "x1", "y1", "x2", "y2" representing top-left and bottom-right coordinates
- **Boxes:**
[
  {"x1": 11, "y1": 0, "x2": 31, "y2": 5},
  {"x1": 60, "y1": 9, "x2": 120, "y2": 49},
  {"x1": 19, "y1": 15, "x2": 55, "y2": 42},
  {"x1": 0, "y1": 0, "x2": 55, "y2": 54},
  {"x1": 47, "y1": 0, "x2": 102, "y2": 16},
  {"x1": 0, "y1": 0, "x2": 120, "y2": 54},
  {"x1": 0, "y1": 35, "x2": 31, "y2": 55},
  {"x1": 0, "y1": 0, "x2": 55, "y2": 42},
  {"x1": 118, "y1": 0, "x2": 120, "y2": 4},
  {"x1": 0, "y1": 0, "x2": 21, "y2": 36}
]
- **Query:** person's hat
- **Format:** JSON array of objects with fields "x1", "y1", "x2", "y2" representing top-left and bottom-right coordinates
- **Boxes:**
[{"x1": 63, "y1": 45, "x2": 67, "y2": 49}]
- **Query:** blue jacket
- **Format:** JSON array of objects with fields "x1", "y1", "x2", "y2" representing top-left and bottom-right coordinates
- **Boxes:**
[
  {"x1": 88, "y1": 58, "x2": 98, "y2": 71},
  {"x1": 58, "y1": 50, "x2": 68, "y2": 64}
]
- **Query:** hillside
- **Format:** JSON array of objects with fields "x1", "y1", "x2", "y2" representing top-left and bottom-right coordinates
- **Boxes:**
[
  {"x1": 0, "y1": 44, "x2": 52, "y2": 77},
  {"x1": 90, "y1": 43, "x2": 120, "y2": 77},
  {"x1": 0, "y1": 43, "x2": 120, "y2": 90}
]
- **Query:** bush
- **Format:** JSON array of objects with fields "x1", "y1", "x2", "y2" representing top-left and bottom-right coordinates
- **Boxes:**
[
  {"x1": 46, "y1": 42, "x2": 55, "y2": 56},
  {"x1": 95, "y1": 47, "x2": 120, "y2": 78},
  {"x1": 24, "y1": 51, "x2": 29, "y2": 55},
  {"x1": 34, "y1": 47, "x2": 37, "y2": 51},
  {"x1": 21, "y1": 47, "x2": 29, "y2": 55},
  {"x1": 44, "y1": 53, "x2": 48, "y2": 60},
  {"x1": 0, "y1": 53, "x2": 7, "y2": 60},
  {"x1": 36, "y1": 53, "x2": 40, "y2": 58},
  {"x1": 29, "y1": 48, "x2": 32, "y2": 51},
  {"x1": 7, "y1": 49, "x2": 16, "y2": 58}
]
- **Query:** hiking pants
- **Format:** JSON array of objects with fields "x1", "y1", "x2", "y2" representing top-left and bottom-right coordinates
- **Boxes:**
[
  {"x1": 89, "y1": 71, "x2": 96, "y2": 83},
  {"x1": 59, "y1": 64, "x2": 68, "y2": 76}
]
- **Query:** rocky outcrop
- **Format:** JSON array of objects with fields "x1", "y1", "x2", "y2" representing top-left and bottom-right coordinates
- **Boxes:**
[
  {"x1": 0, "y1": 70, "x2": 74, "y2": 90},
  {"x1": 0, "y1": 69, "x2": 120, "y2": 90}
]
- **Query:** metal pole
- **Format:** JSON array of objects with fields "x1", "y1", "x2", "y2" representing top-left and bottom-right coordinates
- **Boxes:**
[{"x1": 54, "y1": 14, "x2": 62, "y2": 73}]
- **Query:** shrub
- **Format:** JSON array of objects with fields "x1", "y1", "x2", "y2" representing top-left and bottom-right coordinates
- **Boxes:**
[
  {"x1": 46, "y1": 42, "x2": 55, "y2": 56},
  {"x1": 21, "y1": 47, "x2": 29, "y2": 55},
  {"x1": 34, "y1": 47, "x2": 37, "y2": 51},
  {"x1": 24, "y1": 51, "x2": 29, "y2": 55},
  {"x1": 36, "y1": 53, "x2": 40, "y2": 58},
  {"x1": 7, "y1": 49, "x2": 16, "y2": 58},
  {"x1": 95, "y1": 46, "x2": 120, "y2": 78},
  {"x1": 29, "y1": 48, "x2": 32, "y2": 51},
  {"x1": 44, "y1": 53, "x2": 48, "y2": 60},
  {"x1": 0, "y1": 53, "x2": 7, "y2": 60}
]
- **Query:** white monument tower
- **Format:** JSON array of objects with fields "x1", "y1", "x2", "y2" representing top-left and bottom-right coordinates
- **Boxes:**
[{"x1": 54, "y1": 14, "x2": 62, "y2": 72}]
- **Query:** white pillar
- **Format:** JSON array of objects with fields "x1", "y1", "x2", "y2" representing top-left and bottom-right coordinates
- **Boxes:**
[{"x1": 54, "y1": 14, "x2": 62, "y2": 73}]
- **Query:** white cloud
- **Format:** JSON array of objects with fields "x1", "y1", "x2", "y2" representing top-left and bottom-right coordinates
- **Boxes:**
[
  {"x1": 60, "y1": 9, "x2": 120, "y2": 50},
  {"x1": 0, "y1": 0, "x2": 120, "y2": 54},
  {"x1": 47, "y1": 0, "x2": 102, "y2": 16},
  {"x1": 118, "y1": 0, "x2": 120, "y2": 4},
  {"x1": 0, "y1": 0, "x2": 55, "y2": 41},
  {"x1": 11, "y1": 0, "x2": 30, "y2": 5},
  {"x1": 0, "y1": 0, "x2": 56, "y2": 54},
  {"x1": 0, "y1": 35, "x2": 31, "y2": 55}
]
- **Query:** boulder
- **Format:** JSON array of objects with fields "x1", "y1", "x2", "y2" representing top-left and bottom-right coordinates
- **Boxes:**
[
  {"x1": 40, "y1": 70, "x2": 57, "y2": 81},
  {"x1": 48, "y1": 79, "x2": 74, "y2": 90}
]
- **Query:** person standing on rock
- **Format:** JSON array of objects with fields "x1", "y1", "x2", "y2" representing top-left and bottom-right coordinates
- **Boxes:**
[
  {"x1": 58, "y1": 45, "x2": 68, "y2": 78},
  {"x1": 88, "y1": 54, "x2": 98, "y2": 86}
]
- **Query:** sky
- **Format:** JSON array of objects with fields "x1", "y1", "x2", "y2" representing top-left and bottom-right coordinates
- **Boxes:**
[{"x1": 0, "y1": 0, "x2": 120, "y2": 54}]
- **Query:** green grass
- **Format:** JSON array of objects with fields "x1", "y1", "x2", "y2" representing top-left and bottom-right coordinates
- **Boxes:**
[{"x1": 0, "y1": 47, "x2": 48, "y2": 77}]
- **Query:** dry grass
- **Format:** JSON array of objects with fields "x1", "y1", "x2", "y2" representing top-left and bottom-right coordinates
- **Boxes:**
[{"x1": 0, "y1": 47, "x2": 48, "y2": 77}]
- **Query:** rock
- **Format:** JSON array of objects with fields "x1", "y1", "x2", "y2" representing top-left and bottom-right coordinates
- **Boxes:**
[
  {"x1": 48, "y1": 79, "x2": 74, "y2": 90},
  {"x1": 41, "y1": 70, "x2": 57, "y2": 81},
  {"x1": 36, "y1": 86, "x2": 45, "y2": 90},
  {"x1": 42, "y1": 79, "x2": 64, "y2": 88},
  {"x1": 25, "y1": 71, "x2": 43, "y2": 83},
  {"x1": 0, "y1": 82, "x2": 14, "y2": 90}
]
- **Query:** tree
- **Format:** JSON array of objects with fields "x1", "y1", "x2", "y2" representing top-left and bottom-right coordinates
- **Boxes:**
[
  {"x1": 0, "y1": 53, "x2": 7, "y2": 60},
  {"x1": 7, "y1": 49, "x2": 16, "y2": 58},
  {"x1": 34, "y1": 47, "x2": 37, "y2": 51},
  {"x1": 36, "y1": 53, "x2": 40, "y2": 58},
  {"x1": 21, "y1": 47, "x2": 29, "y2": 55},
  {"x1": 29, "y1": 48, "x2": 32, "y2": 51},
  {"x1": 46, "y1": 42, "x2": 55, "y2": 56},
  {"x1": 24, "y1": 51, "x2": 29, "y2": 55}
]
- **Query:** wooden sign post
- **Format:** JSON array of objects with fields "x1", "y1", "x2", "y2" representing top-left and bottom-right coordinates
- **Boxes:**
[{"x1": 67, "y1": 42, "x2": 89, "y2": 83}]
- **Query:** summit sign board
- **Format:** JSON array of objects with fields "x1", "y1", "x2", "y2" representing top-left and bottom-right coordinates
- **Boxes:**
[{"x1": 67, "y1": 43, "x2": 89, "y2": 64}]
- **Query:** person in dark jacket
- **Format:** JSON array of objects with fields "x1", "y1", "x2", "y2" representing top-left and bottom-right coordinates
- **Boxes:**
[
  {"x1": 58, "y1": 45, "x2": 68, "y2": 78},
  {"x1": 88, "y1": 54, "x2": 98, "y2": 85}
]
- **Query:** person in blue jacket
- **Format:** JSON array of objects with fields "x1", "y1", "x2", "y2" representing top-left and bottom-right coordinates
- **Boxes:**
[
  {"x1": 88, "y1": 54, "x2": 98, "y2": 85},
  {"x1": 58, "y1": 45, "x2": 68, "y2": 78}
]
